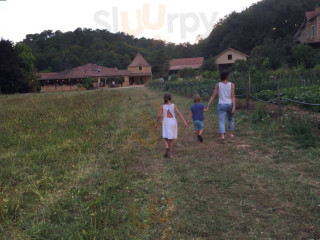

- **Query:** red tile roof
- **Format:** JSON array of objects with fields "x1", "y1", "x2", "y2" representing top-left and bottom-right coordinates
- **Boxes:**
[
  {"x1": 306, "y1": 11, "x2": 320, "y2": 21},
  {"x1": 169, "y1": 57, "x2": 204, "y2": 71},
  {"x1": 38, "y1": 63, "x2": 130, "y2": 80},
  {"x1": 128, "y1": 53, "x2": 151, "y2": 67},
  {"x1": 294, "y1": 8, "x2": 320, "y2": 41}
]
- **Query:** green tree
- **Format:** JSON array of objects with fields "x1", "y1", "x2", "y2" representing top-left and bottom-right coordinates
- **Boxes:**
[
  {"x1": 291, "y1": 44, "x2": 320, "y2": 68},
  {"x1": 0, "y1": 39, "x2": 24, "y2": 94},
  {"x1": 231, "y1": 59, "x2": 249, "y2": 72},
  {"x1": 200, "y1": 58, "x2": 218, "y2": 72},
  {"x1": 152, "y1": 49, "x2": 169, "y2": 78},
  {"x1": 15, "y1": 43, "x2": 39, "y2": 92}
]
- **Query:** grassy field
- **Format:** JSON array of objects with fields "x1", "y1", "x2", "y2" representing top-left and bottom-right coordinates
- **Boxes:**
[{"x1": 0, "y1": 87, "x2": 319, "y2": 239}]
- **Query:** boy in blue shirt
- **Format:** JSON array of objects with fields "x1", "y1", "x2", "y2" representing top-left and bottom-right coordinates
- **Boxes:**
[{"x1": 188, "y1": 95, "x2": 209, "y2": 142}]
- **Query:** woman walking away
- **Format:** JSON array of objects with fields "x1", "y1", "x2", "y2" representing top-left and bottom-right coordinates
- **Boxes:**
[
  {"x1": 154, "y1": 93, "x2": 188, "y2": 158},
  {"x1": 207, "y1": 71, "x2": 236, "y2": 142}
]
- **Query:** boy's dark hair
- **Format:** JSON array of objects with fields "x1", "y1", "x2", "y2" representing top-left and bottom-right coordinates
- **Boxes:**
[
  {"x1": 193, "y1": 94, "x2": 201, "y2": 103},
  {"x1": 220, "y1": 71, "x2": 230, "y2": 81},
  {"x1": 164, "y1": 93, "x2": 172, "y2": 104}
]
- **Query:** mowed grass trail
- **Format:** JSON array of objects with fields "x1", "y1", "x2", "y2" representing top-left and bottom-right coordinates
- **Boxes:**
[{"x1": 0, "y1": 87, "x2": 319, "y2": 239}]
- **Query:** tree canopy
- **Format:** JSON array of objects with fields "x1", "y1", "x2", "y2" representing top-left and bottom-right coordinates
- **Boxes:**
[
  {"x1": 23, "y1": 28, "x2": 199, "y2": 75},
  {"x1": 199, "y1": 0, "x2": 319, "y2": 58},
  {"x1": 0, "y1": 39, "x2": 38, "y2": 94}
]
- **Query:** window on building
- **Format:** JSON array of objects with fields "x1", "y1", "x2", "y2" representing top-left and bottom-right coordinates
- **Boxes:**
[
  {"x1": 139, "y1": 66, "x2": 143, "y2": 71},
  {"x1": 312, "y1": 26, "x2": 315, "y2": 38},
  {"x1": 228, "y1": 54, "x2": 232, "y2": 60}
]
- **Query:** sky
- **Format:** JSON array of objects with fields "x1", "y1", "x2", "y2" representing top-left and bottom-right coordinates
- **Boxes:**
[{"x1": 0, "y1": 0, "x2": 261, "y2": 44}]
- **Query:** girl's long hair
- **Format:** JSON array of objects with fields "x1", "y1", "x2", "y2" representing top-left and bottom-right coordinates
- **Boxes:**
[{"x1": 164, "y1": 93, "x2": 172, "y2": 104}]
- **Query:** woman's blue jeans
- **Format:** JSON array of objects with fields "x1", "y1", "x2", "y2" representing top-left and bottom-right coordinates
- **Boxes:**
[{"x1": 218, "y1": 104, "x2": 234, "y2": 134}]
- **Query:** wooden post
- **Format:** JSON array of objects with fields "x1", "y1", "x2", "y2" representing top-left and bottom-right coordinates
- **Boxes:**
[
  {"x1": 249, "y1": 71, "x2": 251, "y2": 94},
  {"x1": 277, "y1": 80, "x2": 282, "y2": 116},
  {"x1": 241, "y1": 71, "x2": 243, "y2": 85},
  {"x1": 246, "y1": 83, "x2": 250, "y2": 109},
  {"x1": 313, "y1": 71, "x2": 316, "y2": 85}
]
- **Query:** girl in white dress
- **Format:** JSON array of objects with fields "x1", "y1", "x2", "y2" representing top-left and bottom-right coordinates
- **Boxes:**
[{"x1": 154, "y1": 93, "x2": 188, "y2": 158}]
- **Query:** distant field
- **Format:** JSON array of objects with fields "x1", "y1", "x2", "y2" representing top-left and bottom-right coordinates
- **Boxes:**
[{"x1": 0, "y1": 88, "x2": 319, "y2": 239}]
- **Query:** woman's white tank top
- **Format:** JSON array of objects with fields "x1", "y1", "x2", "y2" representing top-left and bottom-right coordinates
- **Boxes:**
[{"x1": 218, "y1": 82, "x2": 232, "y2": 104}]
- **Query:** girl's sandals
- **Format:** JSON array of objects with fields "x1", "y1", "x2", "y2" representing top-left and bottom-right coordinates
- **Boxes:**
[
  {"x1": 164, "y1": 148, "x2": 169, "y2": 158},
  {"x1": 169, "y1": 153, "x2": 173, "y2": 159}
]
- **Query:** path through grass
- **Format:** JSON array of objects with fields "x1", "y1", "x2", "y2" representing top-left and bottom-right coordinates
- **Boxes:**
[{"x1": 0, "y1": 87, "x2": 319, "y2": 239}]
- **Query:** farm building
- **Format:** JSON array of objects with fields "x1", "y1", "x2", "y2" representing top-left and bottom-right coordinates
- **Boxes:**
[
  {"x1": 37, "y1": 53, "x2": 152, "y2": 92},
  {"x1": 214, "y1": 48, "x2": 249, "y2": 71},
  {"x1": 127, "y1": 52, "x2": 152, "y2": 85},
  {"x1": 169, "y1": 57, "x2": 204, "y2": 76},
  {"x1": 294, "y1": 7, "x2": 320, "y2": 47}
]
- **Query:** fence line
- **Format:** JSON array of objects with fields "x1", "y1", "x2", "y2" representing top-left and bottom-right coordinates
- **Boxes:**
[
  {"x1": 150, "y1": 81, "x2": 319, "y2": 107},
  {"x1": 148, "y1": 81, "x2": 320, "y2": 123},
  {"x1": 280, "y1": 98, "x2": 320, "y2": 106}
]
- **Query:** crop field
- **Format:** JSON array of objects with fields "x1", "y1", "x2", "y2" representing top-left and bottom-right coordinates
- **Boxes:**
[{"x1": 0, "y1": 87, "x2": 320, "y2": 239}]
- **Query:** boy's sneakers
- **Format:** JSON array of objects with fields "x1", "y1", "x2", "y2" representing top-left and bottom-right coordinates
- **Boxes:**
[{"x1": 197, "y1": 135, "x2": 203, "y2": 142}]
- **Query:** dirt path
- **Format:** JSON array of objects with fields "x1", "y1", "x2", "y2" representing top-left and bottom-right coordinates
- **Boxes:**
[{"x1": 127, "y1": 87, "x2": 320, "y2": 239}]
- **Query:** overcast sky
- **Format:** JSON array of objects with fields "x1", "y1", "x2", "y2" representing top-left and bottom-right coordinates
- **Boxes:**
[{"x1": 0, "y1": 0, "x2": 261, "y2": 44}]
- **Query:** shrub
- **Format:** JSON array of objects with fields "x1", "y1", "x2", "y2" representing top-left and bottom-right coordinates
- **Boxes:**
[
  {"x1": 287, "y1": 118, "x2": 317, "y2": 148},
  {"x1": 201, "y1": 71, "x2": 220, "y2": 80},
  {"x1": 82, "y1": 77, "x2": 96, "y2": 90},
  {"x1": 179, "y1": 68, "x2": 197, "y2": 79},
  {"x1": 169, "y1": 75, "x2": 178, "y2": 81},
  {"x1": 251, "y1": 104, "x2": 268, "y2": 124},
  {"x1": 200, "y1": 58, "x2": 218, "y2": 72}
]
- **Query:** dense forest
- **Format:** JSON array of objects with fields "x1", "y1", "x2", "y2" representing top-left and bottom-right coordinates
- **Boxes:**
[{"x1": 2, "y1": 0, "x2": 320, "y2": 93}]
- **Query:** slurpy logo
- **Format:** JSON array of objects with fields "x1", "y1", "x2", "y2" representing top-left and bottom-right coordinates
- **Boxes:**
[{"x1": 94, "y1": 4, "x2": 218, "y2": 42}]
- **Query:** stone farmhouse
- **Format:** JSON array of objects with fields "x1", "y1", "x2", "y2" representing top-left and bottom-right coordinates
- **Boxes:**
[
  {"x1": 294, "y1": 7, "x2": 320, "y2": 46},
  {"x1": 38, "y1": 53, "x2": 152, "y2": 92}
]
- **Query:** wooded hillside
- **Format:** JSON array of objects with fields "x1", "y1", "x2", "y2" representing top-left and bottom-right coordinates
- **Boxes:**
[
  {"x1": 199, "y1": 0, "x2": 319, "y2": 57},
  {"x1": 22, "y1": 0, "x2": 320, "y2": 75}
]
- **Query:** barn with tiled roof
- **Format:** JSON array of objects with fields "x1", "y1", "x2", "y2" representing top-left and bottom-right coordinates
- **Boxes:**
[
  {"x1": 37, "y1": 53, "x2": 152, "y2": 92},
  {"x1": 169, "y1": 57, "x2": 204, "y2": 75}
]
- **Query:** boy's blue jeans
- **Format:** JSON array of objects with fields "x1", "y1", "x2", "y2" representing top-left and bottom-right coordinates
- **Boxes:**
[{"x1": 218, "y1": 104, "x2": 234, "y2": 134}]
